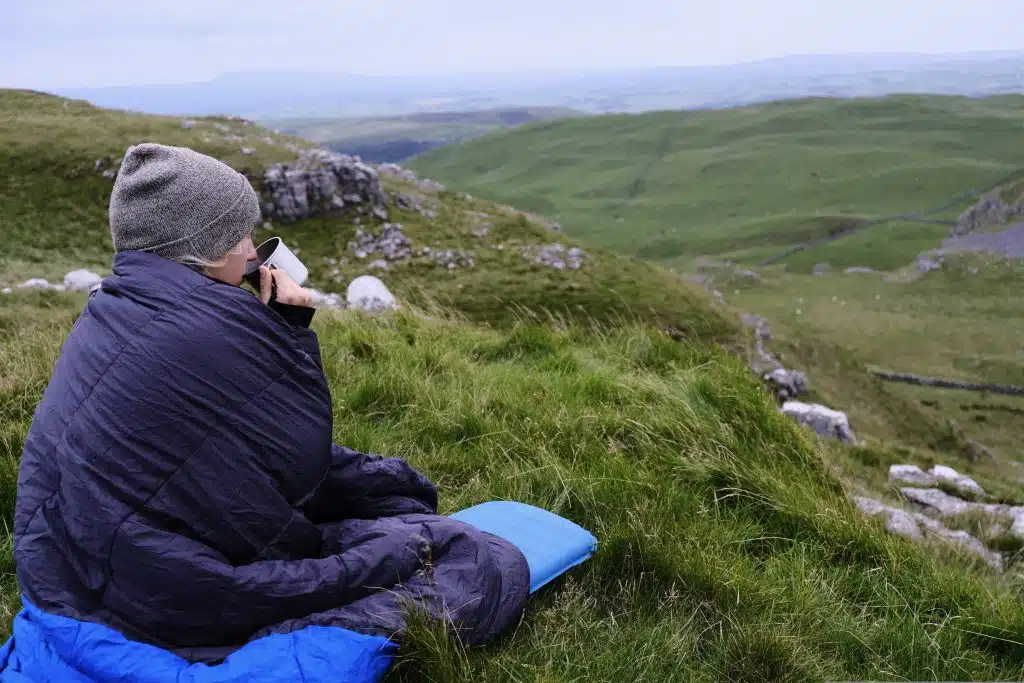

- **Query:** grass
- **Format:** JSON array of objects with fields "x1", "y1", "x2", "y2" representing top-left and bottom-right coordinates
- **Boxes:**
[
  {"x1": 4, "y1": 88, "x2": 1024, "y2": 679},
  {"x1": 409, "y1": 94, "x2": 1024, "y2": 271},
  {"x1": 721, "y1": 255, "x2": 1024, "y2": 497},
  {"x1": 2, "y1": 300, "x2": 1024, "y2": 680}
]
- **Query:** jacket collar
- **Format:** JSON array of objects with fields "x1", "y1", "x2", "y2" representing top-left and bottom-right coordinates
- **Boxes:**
[{"x1": 110, "y1": 250, "x2": 228, "y2": 299}]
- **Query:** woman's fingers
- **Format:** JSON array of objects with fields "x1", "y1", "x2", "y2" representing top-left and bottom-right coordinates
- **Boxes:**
[
  {"x1": 269, "y1": 269, "x2": 313, "y2": 307},
  {"x1": 258, "y1": 266, "x2": 273, "y2": 304}
]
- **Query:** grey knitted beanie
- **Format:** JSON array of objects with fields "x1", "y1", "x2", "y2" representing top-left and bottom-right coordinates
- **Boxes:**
[{"x1": 109, "y1": 143, "x2": 261, "y2": 263}]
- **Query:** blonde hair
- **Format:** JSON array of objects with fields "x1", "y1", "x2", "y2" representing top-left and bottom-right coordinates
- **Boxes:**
[{"x1": 175, "y1": 234, "x2": 251, "y2": 271}]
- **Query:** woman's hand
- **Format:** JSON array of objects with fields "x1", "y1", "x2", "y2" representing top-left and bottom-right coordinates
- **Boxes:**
[{"x1": 259, "y1": 266, "x2": 313, "y2": 307}]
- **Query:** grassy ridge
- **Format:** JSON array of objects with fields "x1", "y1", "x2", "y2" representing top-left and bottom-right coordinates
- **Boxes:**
[
  {"x1": 0, "y1": 89, "x2": 735, "y2": 340},
  {"x1": 410, "y1": 95, "x2": 1024, "y2": 271},
  {"x1": 2, "y1": 301, "x2": 1023, "y2": 680}
]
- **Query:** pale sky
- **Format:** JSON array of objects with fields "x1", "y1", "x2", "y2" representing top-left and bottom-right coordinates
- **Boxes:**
[{"x1": 3, "y1": 0, "x2": 1023, "y2": 88}]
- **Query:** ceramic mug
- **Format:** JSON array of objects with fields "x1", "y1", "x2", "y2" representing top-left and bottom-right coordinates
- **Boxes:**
[{"x1": 243, "y1": 237, "x2": 309, "y2": 290}]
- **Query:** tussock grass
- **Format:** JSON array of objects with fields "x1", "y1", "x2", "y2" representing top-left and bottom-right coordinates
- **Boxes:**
[{"x1": 1, "y1": 300, "x2": 1023, "y2": 679}]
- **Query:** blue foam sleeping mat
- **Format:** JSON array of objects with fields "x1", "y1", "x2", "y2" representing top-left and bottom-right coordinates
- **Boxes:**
[{"x1": 452, "y1": 501, "x2": 598, "y2": 593}]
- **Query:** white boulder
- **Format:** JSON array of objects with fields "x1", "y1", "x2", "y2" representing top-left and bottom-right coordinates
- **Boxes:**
[
  {"x1": 854, "y1": 496, "x2": 1003, "y2": 570},
  {"x1": 781, "y1": 401, "x2": 856, "y2": 443},
  {"x1": 901, "y1": 488, "x2": 975, "y2": 517},
  {"x1": 891, "y1": 465, "x2": 985, "y2": 497},
  {"x1": 763, "y1": 368, "x2": 808, "y2": 399},
  {"x1": 307, "y1": 289, "x2": 345, "y2": 309},
  {"x1": 929, "y1": 465, "x2": 984, "y2": 497},
  {"x1": 889, "y1": 464, "x2": 935, "y2": 486},
  {"x1": 64, "y1": 269, "x2": 103, "y2": 292},
  {"x1": 346, "y1": 276, "x2": 398, "y2": 312},
  {"x1": 17, "y1": 278, "x2": 53, "y2": 290}
]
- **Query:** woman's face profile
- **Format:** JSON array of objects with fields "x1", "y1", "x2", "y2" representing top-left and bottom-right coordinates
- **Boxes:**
[{"x1": 206, "y1": 233, "x2": 258, "y2": 286}]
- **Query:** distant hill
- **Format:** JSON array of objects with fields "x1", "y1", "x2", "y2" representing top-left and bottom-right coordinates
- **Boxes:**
[
  {"x1": 269, "y1": 107, "x2": 582, "y2": 163},
  {"x1": 410, "y1": 94, "x2": 1024, "y2": 272},
  {"x1": 50, "y1": 52, "x2": 1024, "y2": 119}
]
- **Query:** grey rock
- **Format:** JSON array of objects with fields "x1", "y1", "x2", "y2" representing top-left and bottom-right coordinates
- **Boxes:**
[
  {"x1": 886, "y1": 509, "x2": 924, "y2": 540},
  {"x1": 929, "y1": 465, "x2": 984, "y2": 497},
  {"x1": 781, "y1": 401, "x2": 856, "y2": 443},
  {"x1": 347, "y1": 275, "x2": 398, "y2": 312},
  {"x1": 348, "y1": 223, "x2": 411, "y2": 262},
  {"x1": 763, "y1": 368, "x2": 808, "y2": 400},
  {"x1": 63, "y1": 269, "x2": 103, "y2": 292},
  {"x1": 1009, "y1": 508, "x2": 1024, "y2": 539},
  {"x1": 181, "y1": 120, "x2": 196, "y2": 129},
  {"x1": 854, "y1": 496, "x2": 1003, "y2": 570},
  {"x1": 740, "y1": 312, "x2": 780, "y2": 375},
  {"x1": 844, "y1": 266, "x2": 876, "y2": 274},
  {"x1": 933, "y1": 528, "x2": 1004, "y2": 571},
  {"x1": 812, "y1": 263, "x2": 831, "y2": 276},
  {"x1": 855, "y1": 497, "x2": 922, "y2": 541},
  {"x1": 240, "y1": 147, "x2": 255, "y2": 156},
  {"x1": 889, "y1": 464, "x2": 936, "y2": 487},
  {"x1": 901, "y1": 488, "x2": 975, "y2": 516},
  {"x1": 377, "y1": 164, "x2": 446, "y2": 193},
  {"x1": 915, "y1": 254, "x2": 943, "y2": 273},
  {"x1": 520, "y1": 243, "x2": 587, "y2": 270},
  {"x1": 1, "y1": 288, "x2": 11, "y2": 295},
  {"x1": 308, "y1": 289, "x2": 345, "y2": 309},
  {"x1": 941, "y1": 222, "x2": 1024, "y2": 260},
  {"x1": 262, "y1": 150, "x2": 388, "y2": 223},
  {"x1": 17, "y1": 278, "x2": 54, "y2": 290},
  {"x1": 423, "y1": 248, "x2": 475, "y2": 270},
  {"x1": 367, "y1": 260, "x2": 389, "y2": 272},
  {"x1": 953, "y1": 192, "x2": 1024, "y2": 237}
]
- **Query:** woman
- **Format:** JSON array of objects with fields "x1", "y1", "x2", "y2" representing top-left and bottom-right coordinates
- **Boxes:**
[{"x1": 7, "y1": 144, "x2": 529, "y2": 674}]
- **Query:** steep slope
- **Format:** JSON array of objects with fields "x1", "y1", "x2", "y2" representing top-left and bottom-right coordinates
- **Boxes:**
[
  {"x1": 2, "y1": 90, "x2": 1024, "y2": 680},
  {"x1": 410, "y1": 94, "x2": 1024, "y2": 271},
  {"x1": 3, "y1": 302, "x2": 1024, "y2": 680}
]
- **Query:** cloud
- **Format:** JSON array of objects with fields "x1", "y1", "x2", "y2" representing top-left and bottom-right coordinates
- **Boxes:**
[{"x1": 3, "y1": 0, "x2": 1023, "y2": 88}]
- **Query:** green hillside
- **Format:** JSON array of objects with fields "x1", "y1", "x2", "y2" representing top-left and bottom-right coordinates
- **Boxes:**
[
  {"x1": 0, "y1": 89, "x2": 730, "y2": 338},
  {"x1": 410, "y1": 95, "x2": 1024, "y2": 272},
  {"x1": 3, "y1": 90, "x2": 1024, "y2": 680}
]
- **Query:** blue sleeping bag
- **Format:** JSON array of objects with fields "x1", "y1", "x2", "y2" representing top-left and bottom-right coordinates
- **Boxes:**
[
  {"x1": 0, "y1": 501, "x2": 596, "y2": 682},
  {"x1": 0, "y1": 602, "x2": 395, "y2": 683}
]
